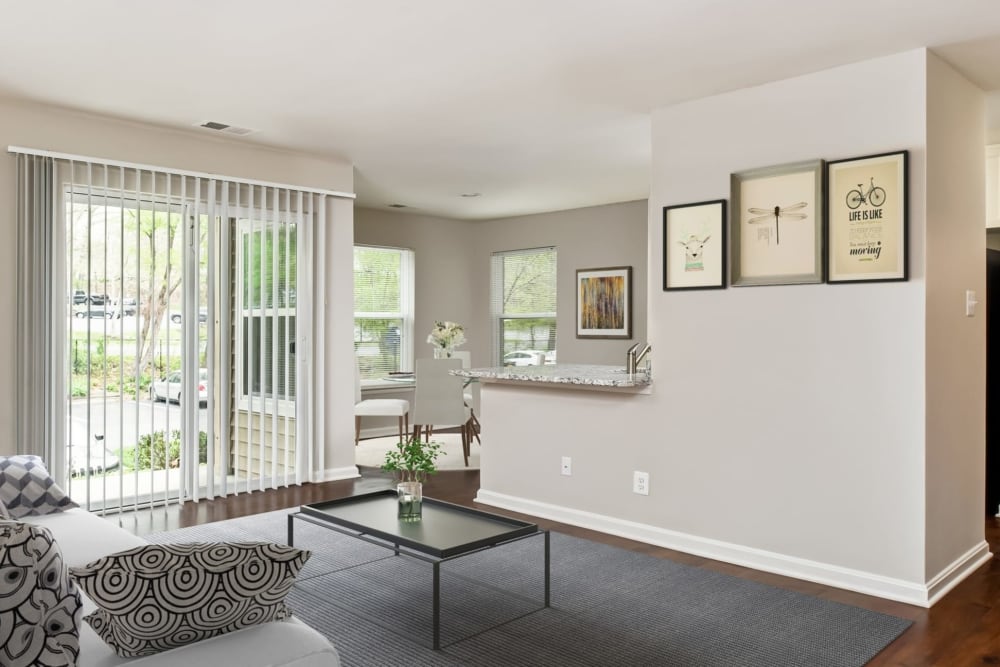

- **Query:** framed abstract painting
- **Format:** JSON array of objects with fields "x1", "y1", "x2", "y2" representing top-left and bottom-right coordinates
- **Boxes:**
[{"x1": 576, "y1": 266, "x2": 632, "y2": 339}]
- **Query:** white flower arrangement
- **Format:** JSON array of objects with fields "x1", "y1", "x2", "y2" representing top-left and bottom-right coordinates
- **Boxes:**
[{"x1": 427, "y1": 320, "x2": 466, "y2": 350}]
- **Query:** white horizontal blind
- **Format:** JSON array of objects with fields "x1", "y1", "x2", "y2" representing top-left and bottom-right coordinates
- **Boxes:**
[
  {"x1": 490, "y1": 246, "x2": 558, "y2": 365},
  {"x1": 353, "y1": 246, "x2": 414, "y2": 379}
]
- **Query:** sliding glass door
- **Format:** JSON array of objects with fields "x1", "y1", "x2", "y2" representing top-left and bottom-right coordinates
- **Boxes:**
[{"x1": 63, "y1": 170, "x2": 301, "y2": 511}]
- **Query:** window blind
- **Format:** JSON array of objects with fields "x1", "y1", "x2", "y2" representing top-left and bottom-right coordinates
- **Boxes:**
[
  {"x1": 490, "y1": 246, "x2": 557, "y2": 365},
  {"x1": 353, "y1": 245, "x2": 414, "y2": 379}
]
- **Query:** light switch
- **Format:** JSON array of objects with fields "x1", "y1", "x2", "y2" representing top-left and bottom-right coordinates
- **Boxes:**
[{"x1": 966, "y1": 290, "x2": 978, "y2": 317}]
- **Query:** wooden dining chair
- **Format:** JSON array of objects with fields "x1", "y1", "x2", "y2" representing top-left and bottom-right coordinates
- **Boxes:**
[
  {"x1": 450, "y1": 350, "x2": 481, "y2": 445},
  {"x1": 354, "y1": 356, "x2": 410, "y2": 446},
  {"x1": 410, "y1": 358, "x2": 474, "y2": 466}
]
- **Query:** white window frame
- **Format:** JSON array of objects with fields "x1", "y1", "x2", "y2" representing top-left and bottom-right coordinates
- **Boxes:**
[
  {"x1": 490, "y1": 246, "x2": 558, "y2": 366},
  {"x1": 235, "y1": 212, "x2": 297, "y2": 417},
  {"x1": 354, "y1": 245, "x2": 415, "y2": 385}
]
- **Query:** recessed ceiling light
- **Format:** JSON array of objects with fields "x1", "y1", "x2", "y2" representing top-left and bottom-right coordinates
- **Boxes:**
[{"x1": 460, "y1": 193, "x2": 481, "y2": 198}]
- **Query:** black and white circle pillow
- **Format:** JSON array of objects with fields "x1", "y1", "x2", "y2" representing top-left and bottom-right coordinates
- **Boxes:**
[
  {"x1": 69, "y1": 542, "x2": 311, "y2": 657},
  {"x1": 0, "y1": 520, "x2": 83, "y2": 667}
]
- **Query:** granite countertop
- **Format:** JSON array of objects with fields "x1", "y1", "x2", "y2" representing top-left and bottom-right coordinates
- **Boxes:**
[{"x1": 452, "y1": 363, "x2": 652, "y2": 388}]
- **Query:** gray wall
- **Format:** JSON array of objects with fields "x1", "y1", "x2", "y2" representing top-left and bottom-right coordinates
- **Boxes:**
[
  {"x1": 354, "y1": 208, "x2": 479, "y2": 365},
  {"x1": 355, "y1": 199, "x2": 648, "y2": 369},
  {"x1": 473, "y1": 200, "x2": 648, "y2": 365}
]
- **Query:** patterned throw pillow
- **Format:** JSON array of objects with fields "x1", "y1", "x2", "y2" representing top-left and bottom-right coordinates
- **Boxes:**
[
  {"x1": 69, "y1": 542, "x2": 311, "y2": 658},
  {"x1": 0, "y1": 499, "x2": 10, "y2": 520},
  {"x1": 0, "y1": 520, "x2": 83, "y2": 667},
  {"x1": 0, "y1": 456, "x2": 78, "y2": 519}
]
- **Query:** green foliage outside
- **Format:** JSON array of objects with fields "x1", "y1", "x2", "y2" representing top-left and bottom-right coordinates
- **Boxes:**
[
  {"x1": 499, "y1": 248, "x2": 558, "y2": 357},
  {"x1": 354, "y1": 247, "x2": 405, "y2": 378},
  {"x1": 70, "y1": 335, "x2": 181, "y2": 400},
  {"x1": 122, "y1": 429, "x2": 209, "y2": 471}
]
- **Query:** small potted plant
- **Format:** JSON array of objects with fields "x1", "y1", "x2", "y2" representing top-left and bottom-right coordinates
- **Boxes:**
[{"x1": 381, "y1": 437, "x2": 443, "y2": 522}]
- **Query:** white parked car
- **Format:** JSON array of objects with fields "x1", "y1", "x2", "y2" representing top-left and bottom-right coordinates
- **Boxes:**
[
  {"x1": 69, "y1": 443, "x2": 120, "y2": 477},
  {"x1": 150, "y1": 368, "x2": 209, "y2": 404},
  {"x1": 503, "y1": 350, "x2": 555, "y2": 366}
]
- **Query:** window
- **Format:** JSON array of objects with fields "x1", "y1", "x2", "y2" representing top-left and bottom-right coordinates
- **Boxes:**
[
  {"x1": 354, "y1": 245, "x2": 414, "y2": 380},
  {"x1": 239, "y1": 221, "x2": 296, "y2": 403},
  {"x1": 491, "y1": 247, "x2": 557, "y2": 365}
]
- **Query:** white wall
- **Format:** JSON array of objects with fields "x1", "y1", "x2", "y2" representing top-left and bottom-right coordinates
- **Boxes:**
[
  {"x1": 479, "y1": 49, "x2": 988, "y2": 605},
  {"x1": 924, "y1": 54, "x2": 987, "y2": 583},
  {"x1": 0, "y1": 98, "x2": 357, "y2": 479},
  {"x1": 653, "y1": 50, "x2": 929, "y2": 583}
]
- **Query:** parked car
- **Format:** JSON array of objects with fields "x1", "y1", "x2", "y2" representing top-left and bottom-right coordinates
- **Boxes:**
[
  {"x1": 503, "y1": 350, "x2": 553, "y2": 366},
  {"x1": 73, "y1": 304, "x2": 113, "y2": 319},
  {"x1": 149, "y1": 368, "x2": 209, "y2": 404},
  {"x1": 69, "y1": 442, "x2": 120, "y2": 476},
  {"x1": 120, "y1": 298, "x2": 137, "y2": 316},
  {"x1": 169, "y1": 309, "x2": 208, "y2": 325}
]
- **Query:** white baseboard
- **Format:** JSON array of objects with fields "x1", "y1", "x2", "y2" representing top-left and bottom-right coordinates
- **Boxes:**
[
  {"x1": 317, "y1": 465, "x2": 361, "y2": 482},
  {"x1": 925, "y1": 541, "x2": 992, "y2": 605},
  {"x1": 475, "y1": 489, "x2": 990, "y2": 607},
  {"x1": 360, "y1": 426, "x2": 408, "y2": 440}
]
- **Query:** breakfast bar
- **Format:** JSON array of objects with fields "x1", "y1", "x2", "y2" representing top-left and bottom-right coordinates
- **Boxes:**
[{"x1": 452, "y1": 363, "x2": 652, "y2": 393}]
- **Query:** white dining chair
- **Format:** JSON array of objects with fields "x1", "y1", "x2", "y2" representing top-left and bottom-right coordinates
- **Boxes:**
[
  {"x1": 410, "y1": 358, "x2": 474, "y2": 466},
  {"x1": 354, "y1": 357, "x2": 410, "y2": 446}
]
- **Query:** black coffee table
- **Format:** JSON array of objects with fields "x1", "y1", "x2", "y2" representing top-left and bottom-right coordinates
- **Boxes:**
[{"x1": 288, "y1": 490, "x2": 550, "y2": 649}]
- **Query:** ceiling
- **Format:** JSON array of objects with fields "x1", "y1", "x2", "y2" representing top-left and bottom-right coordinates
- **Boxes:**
[{"x1": 2, "y1": 1, "x2": 999, "y2": 220}]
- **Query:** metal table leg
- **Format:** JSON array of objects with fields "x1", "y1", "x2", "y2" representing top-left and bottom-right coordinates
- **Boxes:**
[
  {"x1": 544, "y1": 530, "x2": 550, "y2": 607},
  {"x1": 288, "y1": 512, "x2": 295, "y2": 546},
  {"x1": 433, "y1": 561, "x2": 441, "y2": 650}
]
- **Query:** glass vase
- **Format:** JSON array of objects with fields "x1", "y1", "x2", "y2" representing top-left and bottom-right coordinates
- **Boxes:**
[
  {"x1": 433, "y1": 347, "x2": 452, "y2": 359},
  {"x1": 397, "y1": 481, "x2": 423, "y2": 522}
]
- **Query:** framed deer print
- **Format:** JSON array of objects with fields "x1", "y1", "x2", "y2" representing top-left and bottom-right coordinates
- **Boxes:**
[
  {"x1": 730, "y1": 160, "x2": 825, "y2": 286},
  {"x1": 826, "y1": 150, "x2": 908, "y2": 283},
  {"x1": 663, "y1": 199, "x2": 727, "y2": 290}
]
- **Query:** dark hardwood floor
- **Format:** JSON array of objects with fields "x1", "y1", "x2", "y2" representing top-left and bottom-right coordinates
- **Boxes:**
[{"x1": 110, "y1": 467, "x2": 1000, "y2": 666}]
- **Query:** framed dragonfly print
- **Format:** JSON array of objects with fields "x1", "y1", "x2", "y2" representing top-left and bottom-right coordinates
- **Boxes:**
[
  {"x1": 730, "y1": 159, "x2": 825, "y2": 286},
  {"x1": 663, "y1": 199, "x2": 727, "y2": 291},
  {"x1": 826, "y1": 150, "x2": 908, "y2": 283}
]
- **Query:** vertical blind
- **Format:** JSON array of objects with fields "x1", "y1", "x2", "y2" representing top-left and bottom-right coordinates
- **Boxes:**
[
  {"x1": 490, "y1": 246, "x2": 558, "y2": 365},
  {"x1": 12, "y1": 147, "x2": 349, "y2": 511}
]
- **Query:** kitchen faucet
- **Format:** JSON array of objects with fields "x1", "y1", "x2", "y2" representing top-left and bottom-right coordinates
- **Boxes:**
[{"x1": 626, "y1": 342, "x2": 651, "y2": 375}]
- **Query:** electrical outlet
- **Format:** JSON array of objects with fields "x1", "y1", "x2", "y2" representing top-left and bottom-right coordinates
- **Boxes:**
[
  {"x1": 633, "y1": 471, "x2": 649, "y2": 495},
  {"x1": 561, "y1": 456, "x2": 572, "y2": 476}
]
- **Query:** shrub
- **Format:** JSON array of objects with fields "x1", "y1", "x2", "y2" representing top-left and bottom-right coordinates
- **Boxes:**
[{"x1": 122, "y1": 430, "x2": 208, "y2": 471}]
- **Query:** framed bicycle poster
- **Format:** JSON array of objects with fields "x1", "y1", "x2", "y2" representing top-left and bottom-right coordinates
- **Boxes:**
[
  {"x1": 662, "y1": 199, "x2": 727, "y2": 291},
  {"x1": 827, "y1": 150, "x2": 908, "y2": 283},
  {"x1": 730, "y1": 160, "x2": 824, "y2": 286}
]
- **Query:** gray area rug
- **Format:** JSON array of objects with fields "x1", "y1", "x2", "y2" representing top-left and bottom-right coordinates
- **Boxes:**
[{"x1": 146, "y1": 509, "x2": 911, "y2": 666}]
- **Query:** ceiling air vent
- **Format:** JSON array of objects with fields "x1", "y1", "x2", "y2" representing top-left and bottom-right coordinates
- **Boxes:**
[{"x1": 196, "y1": 120, "x2": 256, "y2": 137}]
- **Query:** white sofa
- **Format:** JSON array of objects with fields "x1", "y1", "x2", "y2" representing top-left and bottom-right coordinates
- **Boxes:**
[{"x1": 25, "y1": 508, "x2": 341, "y2": 667}]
